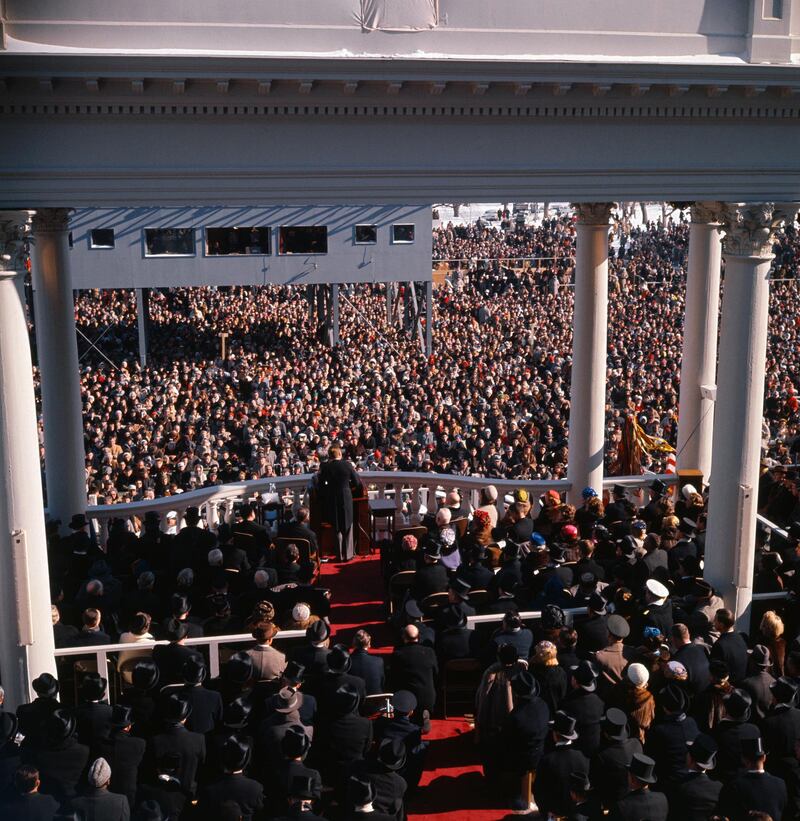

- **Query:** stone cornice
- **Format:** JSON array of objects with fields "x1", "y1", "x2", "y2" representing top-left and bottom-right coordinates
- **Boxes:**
[
  {"x1": 31, "y1": 208, "x2": 71, "y2": 233},
  {"x1": 573, "y1": 202, "x2": 616, "y2": 225}
]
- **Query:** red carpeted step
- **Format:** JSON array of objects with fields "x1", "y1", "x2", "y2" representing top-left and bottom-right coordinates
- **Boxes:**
[{"x1": 318, "y1": 556, "x2": 512, "y2": 820}]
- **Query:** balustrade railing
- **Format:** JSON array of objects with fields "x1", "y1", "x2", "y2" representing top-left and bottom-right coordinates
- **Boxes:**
[{"x1": 85, "y1": 470, "x2": 678, "y2": 542}]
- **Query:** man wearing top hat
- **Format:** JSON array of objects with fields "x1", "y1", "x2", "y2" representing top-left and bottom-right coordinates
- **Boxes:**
[
  {"x1": 152, "y1": 618, "x2": 204, "y2": 685},
  {"x1": 590, "y1": 708, "x2": 643, "y2": 810},
  {"x1": 197, "y1": 736, "x2": 263, "y2": 821},
  {"x1": 645, "y1": 683, "x2": 699, "y2": 788},
  {"x1": 149, "y1": 694, "x2": 206, "y2": 798},
  {"x1": 265, "y1": 725, "x2": 322, "y2": 816},
  {"x1": 272, "y1": 774, "x2": 328, "y2": 821},
  {"x1": 170, "y1": 507, "x2": 216, "y2": 575},
  {"x1": 603, "y1": 485, "x2": 632, "y2": 529},
  {"x1": 562, "y1": 661, "x2": 605, "y2": 758},
  {"x1": 317, "y1": 645, "x2": 367, "y2": 721},
  {"x1": 533, "y1": 711, "x2": 590, "y2": 818},
  {"x1": 347, "y1": 775, "x2": 397, "y2": 821},
  {"x1": 178, "y1": 658, "x2": 223, "y2": 736},
  {"x1": 411, "y1": 543, "x2": 448, "y2": 604},
  {"x1": 23, "y1": 709, "x2": 91, "y2": 805},
  {"x1": 135, "y1": 752, "x2": 188, "y2": 820},
  {"x1": 609, "y1": 753, "x2": 668, "y2": 821},
  {"x1": 346, "y1": 738, "x2": 408, "y2": 819},
  {"x1": 669, "y1": 734, "x2": 722, "y2": 821},
  {"x1": 372, "y1": 690, "x2": 426, "y2": 791},
  {"x1": 435, "y1": 605, "x2": 477, "y2": 663},
  {"x1": 639, "y1": 478, "x2": 669, "y2": 528},
  {"x1": 761, "y1": 676, "x2": 800, "y2": 818},
  {"x1": 565, "y1": 771, "x2": 602, "y2": 821},
  {"x1": 16, "y1": 674, "x2": 61, "y2": 749},
  {"x1": 74, "y1": 673, "x2": 112, "y2": 748},
  {"x1": 96, "y1": 704, "x2": 146, "y2": 809},
  {"x1": 718, "y1": 735, "x2": 787, "y2": 821},
  {"x1": 741, "y1": 644, "x2": 777, "y2": 721},
  {"x1": 576, "y1": 592, "x2": 610, "y2": 657},
  {"x1": 713, "y1": 688, "x2": 761, "y2": 782}
]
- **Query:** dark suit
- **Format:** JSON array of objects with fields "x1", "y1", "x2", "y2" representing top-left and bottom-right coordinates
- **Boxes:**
[
  {"x1": 317, "y1": 457, "x2": 362, "y2": 561},
  {"x1": 75, "y1": 701, "x2": 113, "y2": 747},
  {"x1": 718, "y1": 770, "x2": 787, "y2": 821},
  {"x1": 349, "y1": 649, "x2": 386, "y2": 695},
  {"x1": 277, "y1": 521, "x2": 320, "y2": 557},
  {"x1": 317, "y1": 672, "x2": 367, "y2": 721},
  {"x1": 670, "y1": 770, "x2": 723, "y2": 821},
  {"x1": 70, "y1": 786, "x2": 130, "y2": 821},
  {"x1": 577, "y1": 615, "x2": 610, "y2": 657},
  {"x1": 71, "y1": 629, "x2": 112, "y2": 647},
  {"x1": 0, "y1": 791, "x2": 61, "y2": 820},
  {"x1": 0, "y1": 745, "x2": 21, "y2": 794},
  {"x1": 456, "y1": 563, "x2": 494, "y2": 592},
  {"x1": 561, "y1": 689, "x2": 605, "y2": 758},
  {"x1": 316, "y1": 712, "x2": 373, "y2": 788},
  {"x1": 16, "y1": 697, "x2": 60, "y2": 749},
  {"x1": 390, "y1": 643, "x2": 438, "y2": 715},
  {"x1": 710, "y1": 631, "x2": 749, "y2": 684},
  {"x1": 197, "y1": 773, "x2": 264, "y2": 821},
  {"x1": 713, "y1": 719, "x2": 761, "y2": 782},
  {"x1": 96, "y1": 729, "x2": 146, "y2": 807},
  {"x1": 347, "y1": 759, "x2": 407, "y2": 818},
  {"x1": 741, "y1": 670, "x2": 775, "y2": 721},
  {"x1": 170, "y1": 525, "x2": 216, "y2": 575},
  {"x1": 645, "y1": 713, "x2": 699, "y2": 787},
  {"x1": 135, "y1": 779, "x2": 187, "y2": 821},
  {"x1": 149, "y1": 724, "x2": 206, "y2": 796},
  {"x1": 590, "y1": 737, "x2": 643, "y2": 808},
  {"x1": 762, "y1": 703, "x2": 800, "y2": 818},
  {"x1": 500, "y1": 696, "x2": 549, "y2": 773},
  {"x1": 235, "y1": 518, "x2": 271, "y2": 564},
  {"x1": 23, "y1": 736, "x2": 91, "y2": 805},
  {"x1": 180, "y1": 684, "x2": 223, "y2": 735},
  {"x1": 610, "y1": 786, "x2": 668, "y2": 821},
  {"x1": 53, "y1": 622, "x2": 80, "y2": 648},
  {"x1": 152, "y1": 642, "x2": 204, "y2": 685},
  {"x1": 673, "y1": 642, "x2": 710, "y2": 695},
  {"x1": 436, "y1": 627, "x2": 478, "y2": 662},
  {"x1": 412, "y1": 562, "x2": 448, "y2": 602},
  {"x1": 534, "y1": 744, "x2": 590, "y2": 817},
  {"x1": 287, "y1": 644, "x2": 330, "y2": 696}
]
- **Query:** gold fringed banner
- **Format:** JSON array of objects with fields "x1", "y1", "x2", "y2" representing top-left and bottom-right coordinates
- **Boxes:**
[{"x1": 610, "y1": 414, "x2": 675, "y2": 475}]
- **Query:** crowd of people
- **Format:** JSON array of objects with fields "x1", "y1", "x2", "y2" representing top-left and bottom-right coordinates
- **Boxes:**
[
  {"x1": 4, "y1": 455, "x2": 800, "y2": 819},
  {"x1": 48, "y1": 212, "x2": 800, "y2": 509}
]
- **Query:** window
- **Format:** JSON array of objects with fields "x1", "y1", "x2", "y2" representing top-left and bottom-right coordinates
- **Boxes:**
[
  {"x1": 763, "y1": 0, "x2": 783, "y2": 19},
  {"x1": 90, "y1": 228, "x2": 115, "y2": 249},
  {"x1": 392, "y1": 224, "x2": 415, "y2": 244},
  {"x1": 278, "y1": 226, "x2": 328, "y2": 255},
  {"x1": 354, "y1": 224, "x2": 378, "y2": 245},
  {"x1": 206, "y1": 226, "x2": 271, "y2": 256},
  {"x1": 144, "y1": 228, "x2": 195, "y2": 257}
]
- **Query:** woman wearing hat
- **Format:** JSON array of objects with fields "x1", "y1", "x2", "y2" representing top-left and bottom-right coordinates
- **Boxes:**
[
  {"x1": 476, "y1": 485, "x2": 499, "y2": 528},
  {"x1": 605, "y1": 663, "x2": 656, "y2": 744},
  {"x1": 531, "y1": 641, "x2": 568, "y2": 717}
]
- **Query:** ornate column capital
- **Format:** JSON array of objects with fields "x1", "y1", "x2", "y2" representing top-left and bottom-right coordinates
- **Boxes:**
[
  {"x1": 0, "y1": 210, "x2": 34, "y2": 275},
  {"x1": 32, "y1": 208, "x2": 71, "y2": 233},
  {"x1": 571, "y1": 202, "x2": 616, "y2": 225},
  {"x1": 689, "y1": 201, "x2": 725, "y2": 225},
  {"x1": 722, "y1": 202, "x2": 799, "y2": 258}
]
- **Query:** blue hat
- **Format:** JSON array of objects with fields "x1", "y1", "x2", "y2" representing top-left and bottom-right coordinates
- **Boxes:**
[
  {"x1": 582, "y1": 487, "x2": 598, "y2": 499},
  {"x1": 530, "y1": 532, "x2": 546, "y2": 547}
]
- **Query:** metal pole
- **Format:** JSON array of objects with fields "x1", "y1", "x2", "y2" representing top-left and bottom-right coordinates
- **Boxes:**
[
  {"x1": 425, "y1": 279, "x2": 433, "y2": 356},
  {"x1": 331, "y1": 283, "x2": 339, "y2": 347},
  {"x1": 135, "y1": 287, "x2": 149, "y2": 368}
]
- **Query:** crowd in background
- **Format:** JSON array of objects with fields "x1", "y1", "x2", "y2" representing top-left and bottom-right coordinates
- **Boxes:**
[{"x1": 35, "y1": 212, "x2": 800, "y2": 507}]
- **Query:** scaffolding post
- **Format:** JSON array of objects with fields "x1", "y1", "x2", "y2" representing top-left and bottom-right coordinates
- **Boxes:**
[
  {"x1": 135, "y1": 287, "x2": 149, "y2": 367},
  {"x1": 330, "y1": 283, "x2": 339, "y2": 347},
  {"x1": 425, "y1": 279, "x2": 433, "y2": 356}
]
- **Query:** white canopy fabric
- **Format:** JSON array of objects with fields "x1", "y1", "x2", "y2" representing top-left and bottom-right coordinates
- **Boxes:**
[{"x1": 359, "y1": 0, "x2": 438, "y2": 31}]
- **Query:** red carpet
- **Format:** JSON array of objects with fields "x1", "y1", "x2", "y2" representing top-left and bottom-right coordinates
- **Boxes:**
[{"x1": 320, "y1": 555, "x2": 512, "y2": 820}]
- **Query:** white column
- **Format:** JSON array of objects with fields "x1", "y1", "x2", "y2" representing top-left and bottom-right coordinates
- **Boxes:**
[
  {"x1": 676, "y1": 203, "x2": 724, "y2": 480},
  {"x1": 567, "y1": 203, "x2": 614, "y2": 504},
  {"x1": 425, "y1": 279, "x2": 433, "y2": 356},
  {"x1": 705, "y1": 203, "x2": 798, "y2": 629},
  {"x1": 0, "y1": 211, "x2": 58, "y2": 709},
  {"x1": 31, "y1": 209, "x2": 86, "y2": 534}
]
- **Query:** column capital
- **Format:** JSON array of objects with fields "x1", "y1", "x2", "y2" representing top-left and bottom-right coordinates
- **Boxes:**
[
  {"x1": 722, "y1": 202, "x2": 799, "y2": 258},
  {"x1": 689, "y1": 201, "x2": 725, "y2": 225},
  {"x1": 0, "y1": 210, "x2": 34, "y2": 275},
  {"x1": 571, "y1": 202, "x2": 616, "y2": 225},
  {"x1": 32, "y1": 208, "x2": 71, "y2": 233}
]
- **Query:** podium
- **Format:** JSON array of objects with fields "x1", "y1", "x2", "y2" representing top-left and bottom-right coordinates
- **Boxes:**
[{"x1": 310, "y1": 487, "x2": 371, "y2": 558}]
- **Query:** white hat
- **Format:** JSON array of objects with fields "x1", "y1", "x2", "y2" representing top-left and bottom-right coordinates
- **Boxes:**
[
  {"x1": 436, "y1": 508, "x2": 452, "y2": 527},
  {"x1": 627, "y1": 663, "x2": 650, "y2": 687},
  {"x1": 88, "y1": 757, "x2": 112, "y2": 787},
  {"x1": 681, "y1": 483, "x2": 698, "y2": 499},
  {"x1": 645, "y1": 579, "x2": 670, "y2": 601},
  {"x1": 292, "y1": 603, "x2": 311, "y2": 623},
  {"x1": 485, "y1": 485, "x2": 498, "y2": 502}
]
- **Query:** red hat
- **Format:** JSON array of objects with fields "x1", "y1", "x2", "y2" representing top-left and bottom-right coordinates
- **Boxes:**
[{"x1": 562, "y1": 524, "x2": 578, "y2": 540}]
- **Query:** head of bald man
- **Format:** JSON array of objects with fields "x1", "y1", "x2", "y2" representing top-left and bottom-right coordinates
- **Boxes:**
[{"x1": 403, "y1": 623, "x2": 420, "y2": 644}]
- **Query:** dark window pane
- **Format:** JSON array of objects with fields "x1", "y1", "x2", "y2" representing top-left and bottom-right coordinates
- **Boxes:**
[
  {"x1": 206, "y1": 226, "x2": 271, "y2": 255},
  {"x1": 392, "y1": 224, "x2": 415, "y2": 243},
  {"x1": 90, "y1": 228, "x2": 115, "y2": 249},
  {"x1": 144, "y1": 228, "x2": 195, "y2": 256},
  {"x1": 279, "y1": 226, "x2": 328, "y2": 255},
  {"x1": 355, "y1": 224, "x2": 378, "y2": 244}
]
